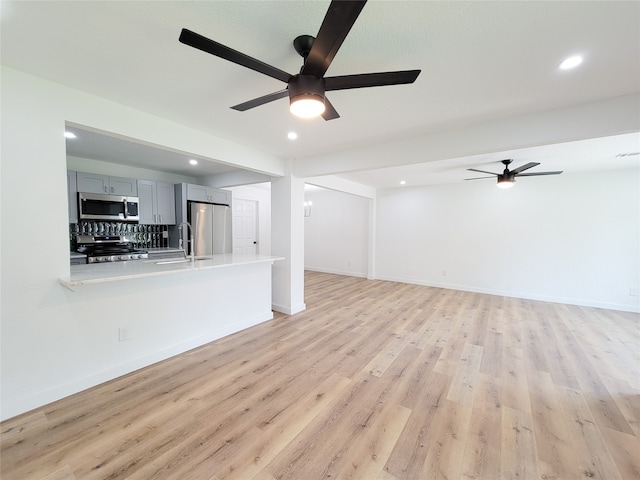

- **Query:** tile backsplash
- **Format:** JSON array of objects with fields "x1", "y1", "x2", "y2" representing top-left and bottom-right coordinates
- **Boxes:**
[{"x1": 70, "y1": 222, "x2": 170, "y2": 249}]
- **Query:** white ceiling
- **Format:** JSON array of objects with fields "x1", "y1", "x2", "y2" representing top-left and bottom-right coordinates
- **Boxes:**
[{"x1": 2, "y1": 1, "x2": 639, "y2": 188}]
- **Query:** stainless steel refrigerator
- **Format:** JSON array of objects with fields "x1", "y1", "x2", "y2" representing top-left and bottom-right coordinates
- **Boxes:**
[{"x1": 188, "y1": 202, "x2": 232, "y2": 255}]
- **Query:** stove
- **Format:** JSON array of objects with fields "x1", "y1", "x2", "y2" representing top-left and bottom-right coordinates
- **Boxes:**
[{"x1": 74, "y1": 234, "x2": 148, "y2": 263}]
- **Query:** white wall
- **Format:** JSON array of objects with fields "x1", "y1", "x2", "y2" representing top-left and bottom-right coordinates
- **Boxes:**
[
  {"x1": 0, "y1": 67, "x2": 286, "y2": 421},
  {"x1": 374, "y1": 168, "x2": 640, "y2": 311},
  {"x1": 304, "y1": 187, "x2": 371, "y2": 278},
  {"x1": 227, "y1": 184, "x2": 272, "y2": 255}
]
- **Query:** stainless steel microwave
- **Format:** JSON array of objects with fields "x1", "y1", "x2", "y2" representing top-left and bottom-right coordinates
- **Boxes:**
[{"x1": 78, "y1": 192, "x2": 140, "y2": 222}]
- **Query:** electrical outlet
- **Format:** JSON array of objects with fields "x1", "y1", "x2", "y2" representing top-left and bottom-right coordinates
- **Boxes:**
[
  {"x1": 118, "y1": 327, "x2": 130, "y2": 342},
  {"x1": 442, "y1": 270, "x2": 447, "y2": 277},
  {"x1": 630, "y1": 288, "x2": 639, "y2": 297}
]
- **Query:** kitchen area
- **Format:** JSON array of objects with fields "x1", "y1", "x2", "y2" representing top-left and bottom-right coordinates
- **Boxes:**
[
  {"x1": 25, "y1": 157, "x2": 284, "y2": 420},
  {"x1": 44, "y1": 152, "x2": 285, "y2": 418},
  {"x1": 67, "y1": 169, "x2": 229, "y2": 262},
  {"x1": 64, "y1": 167, "x2": 282, "y2": 286}
]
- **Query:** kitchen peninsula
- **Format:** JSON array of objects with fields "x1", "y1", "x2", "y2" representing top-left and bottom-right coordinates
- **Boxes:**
[
  {"x1": 61, "y1": 253, "x2": 283, "y2": 288},
  {"x1": 30, "y1": 252, "x2": 285, "y2": 423}
]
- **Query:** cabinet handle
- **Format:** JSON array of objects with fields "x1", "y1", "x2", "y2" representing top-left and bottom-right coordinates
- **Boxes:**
[
  {"x1": 104, "y1": 186, "x2": 108, "y2": 193},
  {"x1": 158, "y1": 214, "x2": 162, "y2": 223},
  {"x1": 154, "y1": 214, "x2": 157, "y2": 223},
  {"x1": 110, "y1": 186, "x2": 114, "y2": 193}
]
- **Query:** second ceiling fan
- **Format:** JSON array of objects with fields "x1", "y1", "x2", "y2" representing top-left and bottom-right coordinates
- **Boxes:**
[
  {"x1": 178, "y1": 0, "x2": 421, "y2": 120},
  {"x1": 466, "y1": 159, "x2": 563, "y2": 188}
]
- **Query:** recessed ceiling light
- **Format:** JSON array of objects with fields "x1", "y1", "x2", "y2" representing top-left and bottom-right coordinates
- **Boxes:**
[
  {"x1": 287, "y1": 131, "x2": 298, "y2": 140},
  {"x1": 189, "y1": 159, "x2": 198, "y2": 165},
  {"x1": 64, "y1": 131, "x2": 76, "y2": 139},
  {"x1": 400, "y1": 180, "x2": 406, "y2": 185},
  {"x1": 559, "y1": 55, "x2": 583, "y2": 70}
]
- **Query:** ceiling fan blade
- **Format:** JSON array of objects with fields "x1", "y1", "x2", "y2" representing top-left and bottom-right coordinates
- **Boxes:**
[
  {"x1": 464, "y1": 176, "x2": 495, "y2": 181},
  {"x1": 231, "y1": 89, "x2": 289, "y2": 111},
  {"x1": 179, "y1": 29, "x2": 292, "y2": 83},
  {"x1": 325, "y1": 70, "x2": 421, "y2": 91},
  {"x1": 321, "y1": 97, "x2": 340, "y2": 121},
  {"x1": 510, "y1": 162, "x2": 540, "y2": 174},
  {"x1": 516, "y1": 171, "x2": 563, "y2": 177},
  {"x1": 467, "y1": 168, "x2": 498, "y2": 176},
  {"x1": 301, "y1": 0, "x2": 367, "y2": 78}
]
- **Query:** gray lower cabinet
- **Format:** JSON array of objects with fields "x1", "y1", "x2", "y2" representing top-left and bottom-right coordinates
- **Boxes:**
[
  {"x1": 67, "y1": 170, "x2": 78, "y2": 223},
  {"x1": 70, "y1": 252, "x2": 87, "y2": 265},
  {"x1": 137, "y1": 180, "x2": 175, "y2": 224},
  {"x1": 77, "y1": 172, "x2": 137, "y2": 196},
  {"x1": 146, "y1": 249, "x2": 185, "y2": 260}
]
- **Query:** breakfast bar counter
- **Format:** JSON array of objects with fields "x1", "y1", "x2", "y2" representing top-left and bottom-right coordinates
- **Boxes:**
[
  {"x1": 60, "y1": 254, "x2": 284, "y2": 288},
  {"x1": 43, "y1": 251, "x2": 285, "y2": 422}
]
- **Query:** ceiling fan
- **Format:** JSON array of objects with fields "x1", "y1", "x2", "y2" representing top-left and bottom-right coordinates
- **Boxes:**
[
  {"x1": 465, "y1": 159, "x2": 563, "y2": 188},
  {"x1": 178, "y1": 0, "x2": 421, "y2": 120}
]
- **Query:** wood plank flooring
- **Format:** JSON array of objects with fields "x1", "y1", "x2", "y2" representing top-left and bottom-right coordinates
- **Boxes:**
[{"x1": 2, "y1": 271, "x2": 639, "y2": 479}]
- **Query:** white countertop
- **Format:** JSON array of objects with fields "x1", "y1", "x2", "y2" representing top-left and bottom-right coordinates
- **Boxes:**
[{"x1": 60, "y1": 254, "x2": 284, "y2": 288}]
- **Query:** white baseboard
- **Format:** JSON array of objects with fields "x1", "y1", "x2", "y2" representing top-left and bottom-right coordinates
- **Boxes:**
[
  {"x1": 304, "y1": 266, "x2": 368, "y2": 278},
  {"x1": 372, "y1": 274, "x2": 640, "y2": 313},
  {"x1": 272, "y1": 302, "x2": 306, "y2": 315}
]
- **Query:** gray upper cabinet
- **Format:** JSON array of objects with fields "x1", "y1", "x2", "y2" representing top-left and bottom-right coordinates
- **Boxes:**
[
  {"x1": 186, "y1": 184, "x2": 209, "y2": 203},
  {"x1": 137, "y1": 180, "x2": 175, "y2": 225},
  {"x1": 67, "y1": 170, "x2": 78, "y2": 223},
  {"x1": 186, "y1": 184, "x2": 231, "y2": 205},
  {"x1": 109, "y1": 176, "x2": 138, "y2": 196},
  {"x1": 137, "y1": 180, "x2": 155, "y2": 224},
  {"x1": 77, "y1": 172, "x2": 137, "y2": 196},
  {"x1": 76, "y1": 172, "x2": 108, "y2": 194},
  {"x1": 156, "y1": 182, "x2": 176, "y2": 224}
]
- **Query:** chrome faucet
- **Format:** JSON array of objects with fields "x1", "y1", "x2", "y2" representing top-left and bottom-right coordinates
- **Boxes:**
[{"x1": 178, "y1": 222, "x2": 194, "y2": 262}]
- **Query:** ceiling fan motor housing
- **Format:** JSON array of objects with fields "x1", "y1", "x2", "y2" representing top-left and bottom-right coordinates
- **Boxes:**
[
  {"x1": 497, "y1": 173, "x2": 515, "y2": 184},
  {"x1": 498, "y1": 161, "x2": 515, "y2": 185},
  {"x1": 288, "y1": 74, "x2": 326, "y2": 104}
]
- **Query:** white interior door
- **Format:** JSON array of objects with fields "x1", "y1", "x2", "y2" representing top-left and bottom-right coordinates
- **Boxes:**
[{"x1": 232, "y1": 199, "x2": 258, "y2": 254}]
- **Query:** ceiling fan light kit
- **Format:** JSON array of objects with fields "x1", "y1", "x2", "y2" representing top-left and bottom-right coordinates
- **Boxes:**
[
  {"x1": 178, "y1": 0, "x2": 421, "y2": 121},
  {"x1": 290, "y1": 97, "x2": 325, "y2": 118},
  {"x1": 496, "y1": 175, "x2": 515, "y2": 188},
  {"x1": 466, "y1": 159, "x2": 563, "y2": 188},
  {"x1": 288, "y1": 75, "x2": 326, "y2": 118}
]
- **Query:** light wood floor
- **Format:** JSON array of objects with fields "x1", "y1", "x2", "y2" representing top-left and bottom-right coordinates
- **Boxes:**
[{"x1": 2, "y1": 272, "x2": 639, "y2": 480}]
